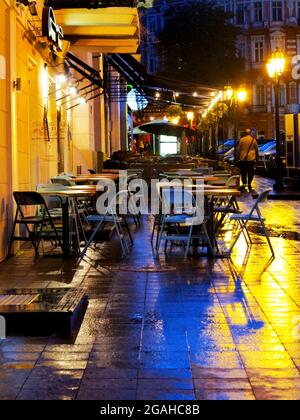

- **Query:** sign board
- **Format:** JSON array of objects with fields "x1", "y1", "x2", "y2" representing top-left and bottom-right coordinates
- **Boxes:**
[
  {"x1": 42, "y1": 7, "x2": 64, "y2": 52},
  {"x1": 0, "y1": 55, "x2": 6, "y2": 80},
  {"x1": 285, "y1": 114, "x2": 296, "y2": 168},
  {"x1": 127, "y1": 89, "x2": 148, "y2": 111}
]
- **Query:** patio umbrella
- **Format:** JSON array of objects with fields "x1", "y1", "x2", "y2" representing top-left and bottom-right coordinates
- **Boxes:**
[
  {"x1": 139, "y1": 120, "x2": 195, "y2": 137},
  {"x1": 133, "y1": 126, "x2": 148, "y2": 135}
]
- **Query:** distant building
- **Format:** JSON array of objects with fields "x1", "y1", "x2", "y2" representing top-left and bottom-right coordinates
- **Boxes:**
[{"x1": 140, "y1": 0, "x2": 300, "y2": 138}]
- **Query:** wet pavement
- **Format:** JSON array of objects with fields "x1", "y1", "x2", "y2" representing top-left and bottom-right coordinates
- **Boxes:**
[{"x1": 1, "y1": 177, "x2": 300, "y2": 400}]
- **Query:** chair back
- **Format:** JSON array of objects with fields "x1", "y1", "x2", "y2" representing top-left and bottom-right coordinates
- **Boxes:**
[
  {"x1": 37, "y1": 183, "x2": 66, "y2": 192},
  {"x1": 255, "y1": 189, "x2": 272, "y2": 205},
  {"x1": 13, "y1": 191, "x2": 46, "y2": 207},
  {"x1": 156, "y1": 181, "x2": 182, "y2": 198},
  {"x1": 249, "y1": 189, "x2": 272, "y2": 217},
  {"x1": 161, "y1": 187, "x2": 196, "y2": 216},
  {"x1": 108, "y1": 190, "x2": 130, "y2": 215},
  {"x1": 51, "y1": 178, "x2": 73, "y2": 186},
  {"x1": 226, "y1": 175, "x2": 240, "y2": 188}
]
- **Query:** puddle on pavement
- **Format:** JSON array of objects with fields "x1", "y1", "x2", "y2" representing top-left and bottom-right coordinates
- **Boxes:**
[
  {"x1": 248, "y1": 224, "x2": 300, "y2": 241},
  {"x1": 111, "y1": 265, "x2": 177, "y2": 272}
]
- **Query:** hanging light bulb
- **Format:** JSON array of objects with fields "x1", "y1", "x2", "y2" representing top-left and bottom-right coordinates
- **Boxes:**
[
  {"x1": 57, "y1": 73, "x2": 67, "y2": 84},
  {"x1": 68, "y1": 86, "x2": 78, "y2": 95}
]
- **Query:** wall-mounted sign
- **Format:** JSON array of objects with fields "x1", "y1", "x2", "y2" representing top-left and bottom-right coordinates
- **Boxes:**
[
  {"x1": 42, "y1": 7, "x2": 64, "y2": 52},
  {"x1": 127, "y1": 89, "x2": 148, "y2": 111},
  {"x1": 0, "y1": 55, "x2": 6, "y2": 80}
]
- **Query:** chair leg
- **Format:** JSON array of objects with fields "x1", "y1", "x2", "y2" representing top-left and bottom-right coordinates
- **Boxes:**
[
  {"x1": 155, "y1": 215, "x2": 163, "y2": 251},
  {"x1": 157, "y1": 217, "x2": 165, "y2": 252},
  {"x1": 228, "y1": 221, "x2": 246, "y2": 254},
  {"x1": 7, "y1": 216, "x2": 18, "y2": 257},
  {"x1": 203, "y1": 223, "x2": 214, "y2": 256},
  {"x1": 238, "y1": 220, "x2": 251, "y2": 245},
  {"x1": 151, "y1": 215, "x2": 157, "y2": 244},
  {"x1": 184, "y1": 225, "x2": 193, "y2": 258},
  {"x1": 79, "y1": 220, "x2": 104, "y2": 261},
  {"x1": 260, "y1": 218, "x2": 275, "y2": 256},
  {"x1": 115, "y1": 220, "x2": 127, "y2": 256},
  {"x1": 122, "y1": 216, "x2": 134, "y2": 246}
]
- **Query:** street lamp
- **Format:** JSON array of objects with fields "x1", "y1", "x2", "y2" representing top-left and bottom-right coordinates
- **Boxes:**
[
  {"x1": 224, "y1": 86, "x2": 247, "y2": 159},
  {"x1": 266, "y1": 47, "x2": 286, "y2": 192}
]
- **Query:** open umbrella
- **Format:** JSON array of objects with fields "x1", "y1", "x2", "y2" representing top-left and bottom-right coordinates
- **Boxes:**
[
  {"x1": 139, "y1": 120, "x2": 195, "y2": 137},
  {"x1": 133, "y1": 126, "x2": 148, "y2": 135}
]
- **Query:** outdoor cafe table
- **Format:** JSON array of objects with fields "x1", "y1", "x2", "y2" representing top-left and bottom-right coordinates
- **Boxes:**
[
  {"x1": 39, "y1": 189, "x2": 96, "y2": 258},
  {"x1": 203, "y1": 188, "x2": 241, "y2": 257},
  {"x1": 160, "y1": 185, "x2": 240, "y2": 257},
  {"x1": 72, "y1": 174, "x2": 120, "y2": 184},
  {"x1": 163, "y1": 174, "x2": 219, "y2": 183}
]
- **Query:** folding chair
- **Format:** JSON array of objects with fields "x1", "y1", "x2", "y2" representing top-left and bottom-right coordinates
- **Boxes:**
[
  {"x1": 79, "y1": 190, "x2": 132, "y2": 261},
  {"x1": 228, "y1": 189, "x2": 274, "y2": 256},
  {"x1": 8, "y1": 191, "x2": 63, "y2": 257},
  {"x1": 151, "y1": 181, "x2": 182, "y2": 250},
  {"x1": 214, "y1": 175, "x2": 241, "y2": 229},
  {"x1": 157, "y1": 186, "x2": 213, "y2": 258}
]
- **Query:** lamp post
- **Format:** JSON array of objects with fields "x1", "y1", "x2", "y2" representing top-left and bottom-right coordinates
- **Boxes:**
[
  {"x1": 266, "y1": 47, "x2": 286, "y2": 192},
  {"x1": 224, "y1": 86, "x2": 247, "y2": 159}
]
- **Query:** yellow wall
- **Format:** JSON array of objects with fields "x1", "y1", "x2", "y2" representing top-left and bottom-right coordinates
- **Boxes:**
[
  {"x1": 0, "y1": 1, "x2": 127, "y2": 261},
  {"x1": 0, "y1": 0, "x2": 9, "y2": 261},
  {"x1": 0, "y1": 0, "x2": 60, "y2": 261}
]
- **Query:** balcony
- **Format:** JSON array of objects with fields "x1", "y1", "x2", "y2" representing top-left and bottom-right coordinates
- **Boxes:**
[
  {"x1": 286, "y1": 104, "x2": 300, "y2": 114},
  {"x1": 251, "y1": 105, "x2": 268, "y2": 113}
]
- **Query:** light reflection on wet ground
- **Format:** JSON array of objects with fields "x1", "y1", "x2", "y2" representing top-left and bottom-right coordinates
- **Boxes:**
[{"x1": 0, "y1": 177, "x2": 300, "y2": 400}]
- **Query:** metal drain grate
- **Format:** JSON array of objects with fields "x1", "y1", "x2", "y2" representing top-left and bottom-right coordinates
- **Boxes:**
[{"x1": 0, "y1": 294, "x2": 39, "y2": 306}]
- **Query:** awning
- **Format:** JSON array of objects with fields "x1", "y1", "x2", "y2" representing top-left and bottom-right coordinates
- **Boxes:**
[
  {"x1": 106, "y1": 53, "x2": 147, "y2": 87},
  {"x1": 66, "y1": 52, "x2": 103, "y2": 87},
  {"x1": 52, "y1": 7, "x2": 140, "y2": 53},
  {"x1": 106, "y1": 53, "x2": 217, "y2": 108}
]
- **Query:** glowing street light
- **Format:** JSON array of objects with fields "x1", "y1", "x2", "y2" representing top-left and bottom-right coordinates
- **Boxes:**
[
  {"x1": 237, "y1": 88, "x2": 247, "y2": 102},
  {"x1": 266, "y1": 47, "x2": 286, "y2": 79},
  {"x1": 266, "y1": 47, "x2": 286, "y2": 192}
]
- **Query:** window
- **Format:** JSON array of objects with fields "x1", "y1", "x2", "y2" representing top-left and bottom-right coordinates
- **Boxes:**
[
  {"x1": 254, "y1": 2, "x2": 263, "y2": 22},
  {"x1": 160, "y1": 136, "x2": 178, "y2": 156},
  {"x1": 270, "y1": 33, "x2": 285, "y2": 52},
  {"x1": 289, "y1": 82, "x2": 297, "y2": 103},
  {"x1": 297, "y1": 35, "x2": 300, "y2": 55},
  {"x1": 238, "y1": 43, "x2": 246, "y2": 59},
  {"x1": 272, "y1": 1, "x2": 283, "y2": 22},
  {"x1": 236, "y1": 3, "x2": 244, "y2": 24},
  {"x1": 254, "y1": 39, "x2": 264, "y2": 62},
  {"x1": 149, "y1": 55, "x2": 157, "y2": 74},
  {"x1": 256, "y1": 85, "x2": 266, "y2": 105},
  {"x1": 148, "y1": 16, "x2": 156, "y2": 33}
]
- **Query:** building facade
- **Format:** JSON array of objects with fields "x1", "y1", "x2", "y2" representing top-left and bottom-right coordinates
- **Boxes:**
[
  {"x1": 140, "y1": 0, "x2": 300, "y2": 138},
  {"x1": 0, "y1": 0, "x2": 140, "y2": 262}
]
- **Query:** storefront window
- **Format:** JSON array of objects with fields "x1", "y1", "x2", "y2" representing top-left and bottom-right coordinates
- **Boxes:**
[{"x1": 160, "y1": 136, "x2": 178, "y2": 156}]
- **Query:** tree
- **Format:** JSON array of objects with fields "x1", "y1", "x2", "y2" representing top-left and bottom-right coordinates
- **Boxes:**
[{"x1": 157, "y1": 1, "x2": 244, "y2": 87}]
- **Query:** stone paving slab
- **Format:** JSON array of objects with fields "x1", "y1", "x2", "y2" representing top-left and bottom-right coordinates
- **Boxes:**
[{"x1": 0, "y1": 177, "x2": 300, "y2": 400}]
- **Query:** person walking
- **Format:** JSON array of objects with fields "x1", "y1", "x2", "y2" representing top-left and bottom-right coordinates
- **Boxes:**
[{"x1": 237, "y1": 128, "x2": 259, "y2": 193}]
